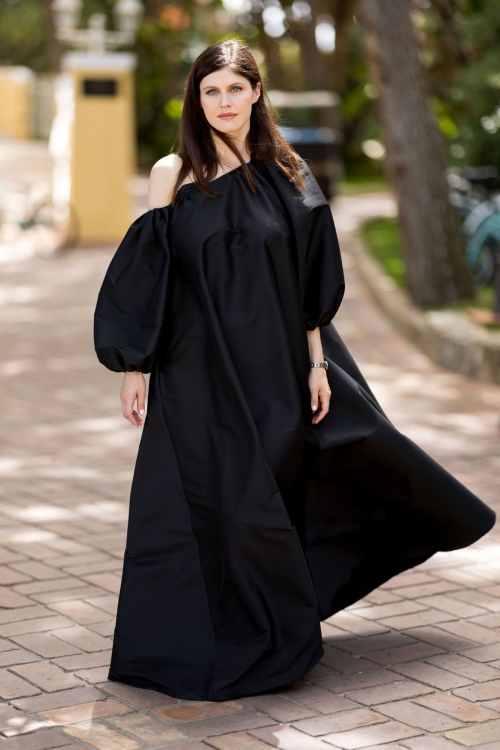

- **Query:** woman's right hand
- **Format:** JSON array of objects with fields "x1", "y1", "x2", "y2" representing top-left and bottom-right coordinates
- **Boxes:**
[{"x1": 120, "y1": 372, "x2": 146, "y2": 427}]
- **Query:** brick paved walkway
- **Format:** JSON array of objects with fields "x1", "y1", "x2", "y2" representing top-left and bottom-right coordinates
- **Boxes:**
[{"x1": 0, "y1": 178, "x2": 499, "y2": 749}]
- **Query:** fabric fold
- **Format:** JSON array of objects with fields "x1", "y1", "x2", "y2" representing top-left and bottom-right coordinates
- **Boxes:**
[{"x1": 93, "y1": 206, "x2": 173, "y2": 373}]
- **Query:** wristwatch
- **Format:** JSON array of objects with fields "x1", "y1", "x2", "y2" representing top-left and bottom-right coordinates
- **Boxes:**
[{"x1": 310, "y1": 360, "x2": 328, "y2": 370}]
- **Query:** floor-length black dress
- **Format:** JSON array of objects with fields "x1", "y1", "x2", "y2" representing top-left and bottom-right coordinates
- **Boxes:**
[{"x1": 93, "y1": 156, "x2": 496, "y2": 702}]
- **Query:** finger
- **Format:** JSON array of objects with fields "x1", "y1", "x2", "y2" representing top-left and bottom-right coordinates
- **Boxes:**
[
  {"x1": 122, "y1": 396, "x2": 140, "y2": 427},
  {"x1": 137, "y1": 391, "x2": 146, "y2": 418},
  {"x1": 310, "y1": 386, "x2": 319, "y2": 414},
  {"x1": 313, "y1": 389, "x2": 330, "y2": 423}
]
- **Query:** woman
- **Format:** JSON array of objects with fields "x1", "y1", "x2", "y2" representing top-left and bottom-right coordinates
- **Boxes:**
[{"x1": 93, "y1": 40, "x2": 496, "y2": 702}]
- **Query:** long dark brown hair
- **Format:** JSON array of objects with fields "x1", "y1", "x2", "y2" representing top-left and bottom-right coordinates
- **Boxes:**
[{"x1": 168, "y1": 39, "x2": 306, "y2": 205}]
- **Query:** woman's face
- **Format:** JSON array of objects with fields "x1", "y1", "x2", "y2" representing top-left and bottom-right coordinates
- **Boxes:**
[{"x1": 199, "y1": 67, "x2": 260, "y2": 140}]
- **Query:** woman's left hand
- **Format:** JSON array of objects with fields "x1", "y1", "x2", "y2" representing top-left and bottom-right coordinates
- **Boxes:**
[{"x1": 308, "y1": 367, "x2": 331, "y2": 424}]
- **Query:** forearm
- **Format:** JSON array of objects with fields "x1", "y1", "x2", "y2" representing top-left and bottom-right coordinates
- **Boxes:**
[{"x1": 306, "y1": 326, "x2": 324, "y2": 361}]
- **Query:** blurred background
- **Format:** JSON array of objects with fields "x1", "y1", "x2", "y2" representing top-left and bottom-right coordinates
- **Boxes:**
[
  {"x1": 2, "y1": 0, "x2": 500, "y2": 339},
  {"x1": 0, "y1": 7, "x2": 499, "y2": 743}
]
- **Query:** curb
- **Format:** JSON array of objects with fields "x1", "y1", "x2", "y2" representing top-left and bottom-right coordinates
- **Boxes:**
[{"x1": 351, "y1": 227, "x2": 500, "y2": 385}]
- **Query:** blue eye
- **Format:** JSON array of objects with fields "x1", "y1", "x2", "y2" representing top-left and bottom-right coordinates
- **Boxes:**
[{"x1": 207, "y1": 86, "x2": 243, "y2": 95}]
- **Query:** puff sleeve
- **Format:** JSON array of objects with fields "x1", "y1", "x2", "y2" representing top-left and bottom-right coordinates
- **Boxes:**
[
  {"x1": 93, "y1": 206, "x2": 173, "y2": 373},
  {"x1": 301, "y1": 174, "x2": 345, "y2": 331}
]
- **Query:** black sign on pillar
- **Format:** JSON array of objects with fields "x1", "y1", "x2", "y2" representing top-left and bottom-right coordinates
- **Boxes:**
[{"x1": 83, "y1": 79, "x2": 118, "y2": 96}]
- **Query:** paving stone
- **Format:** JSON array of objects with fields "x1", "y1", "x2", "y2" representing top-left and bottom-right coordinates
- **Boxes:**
[
  {"x1": 80, "y1": 574, "x2": 121, "y2": 594},
  {"x1": 321, "y1": 719, "x2": 422, "y2": 748},
  {"x1": 39, "y1": 699, "x2": 133, "y2": 726},
  {"x1": 204, "y1": 732, "x2": 277, "y2": 749},
  {"x1": 49, "y1": 625, "x2": 111, "y2": 653},
  {"x1": 11, "y1": 686, "x2": 104, "y2": 712},
  {"x1": 334, "y1": 633, "x2": 416, "y2": 655},
  {"x1": 414, "y1": 692, "x2": 499, "y2": 722},
  {"x1": 13, "y1": 578, "x2": 88, "y2": 596},
  {"x1": 391, "y1": 582, "x2": 463, "y2": 599},
  {"x1": 242, "y1": 694, "x2": 318, "y2": 721},
  {"x1": 250, "y1": 723, "x2": 347, "y2": 748},
  {"x1": 415, "y1": 594, "x2": 488, "y2": 618},
  {"x1": 0, "y1": 728, "x2": 74, "y2": 749},
  {"x1": 372, "y1": 699, "x2": 464, "y2": 731},
  {"x1": 0, "y1": 650, "x2": 42, "y2": 668},
  {"x1": 87, "y1": 621, "x2": 114, "y2": 637},
  {"x1": 46, "y1": 601, "x2": 113, "y2": 625},
  {"x1": 362, "y1": 642, "x2": 444, "y2": 665},
  {"x1": 0, "y1": 566, "x2": 32, "y2": 585},
  {"x1": 8, "y1": 562, "x2": 67, "y2": 581},
  {"x1": 8, "y1": 633, "x2": 81, "y2": 659},
  {"x1": 51, "y1": 652, "x2": 111, "y2": 671},
  {"x1": 62, "y1": 721, "x2": 142, "y2": 749},
  {"x1": 378, "y1": 610, "x2": 457, "y2": 630},
  {"x1": 290, "y1": 707, "x2": 386, "y2": 736},
  {"x1": 389, "y1": 661, "x2": 474, "y2": 689},
  {"x1": 0, "y1": 703, "x2": 46, "y2": 738},
  {"x1": 0, "y1": 668, "x2": 41, "y2": 699},
  {"x1": 0, "y1": 616, "x2": 75, "y2": 638},
  {"x1": 434, "y1": 619, "x2": 500, "y2": 645},
  {"x1": 325, "y1": 613, "x2": 390, "y2": 636},
  {"x1": 161, "y1": 712, "x2": 278, "y2": 739},
  {"x1": 97, "y1": 679, "x2": 177, "y2": 707},
  {"x1": 402, "y1": 737, "x2": 465, "y2": 749},
  {"x1": 341, "y1": 679, "x2": 434, "y2": 705},
  {"x1": 106, "y1": 713, "x2": 188, "y2": 743},
  {"x1": 453, "y1": 679, "x2": 500, "y2": 702},
  {"x1": 426, "y1": 654, "x2": 500, "y2": 682},
  {"x1": 444, "y1": 718, "x2": 500, "y2": 745},
  {"x1": 83, "y1": 595, "x2": 118, "y2": 616},
  {"x1": 153, "y1": 700, "x2": 245, "y2": 722},
  {"x1": 276, "y1": 681, "x2": 361, "y2": 713},
  {"x1": 10, "y1": 662, "x2": 84, "y2": 692},
  {"x1": 402, "y1": 625, "x2": 480, "y2": 652},
  {"x1": 317, "y1": 667, "x2": 405, "y2": 694},
  {"x1": 320, "y1": 648, "x2": 382, "y2": 674},
  {"x1": 0, "y1": 586, "x2": 33, "y2": 608},
  {"x1": 0, "y1": 606, "x2": 54, "y2": 626},
  {"x1": 351, "y1": 602, "x2": 428, "y2": 621},
  {"x1": 72, "y1": 667, "x2": 109, "y2": 684},
  {"x1": 33, "y1": 587, "x2": 106, "y2": 605},
  {"x1": 460, "y1": 644, "x2": 500, "y2": 663}
]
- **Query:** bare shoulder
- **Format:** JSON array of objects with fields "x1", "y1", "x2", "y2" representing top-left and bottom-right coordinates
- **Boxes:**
[{"x1": 147, "y1": 153, "x2": 188, "y2": 209}]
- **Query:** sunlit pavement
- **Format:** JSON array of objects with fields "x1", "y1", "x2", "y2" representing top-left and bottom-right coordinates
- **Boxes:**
[{"x1": 0, "y1": 179, "x2": 499, "y2": 749}]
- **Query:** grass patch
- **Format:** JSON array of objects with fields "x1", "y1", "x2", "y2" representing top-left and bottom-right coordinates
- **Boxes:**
[
  {"x1": 361, "y1": 216, "x2": 500, "y2": 329},
  {"x1": 361, "y1": 217, "x2": 406, "y2": 288},
  {"x1": 338, "y1": 176, "x2": 390, "y2": 195}
]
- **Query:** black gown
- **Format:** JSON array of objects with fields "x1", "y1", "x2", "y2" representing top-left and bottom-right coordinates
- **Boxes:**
[{"x1": 93, "y1": 157, "x2": 496, "y2": 702}]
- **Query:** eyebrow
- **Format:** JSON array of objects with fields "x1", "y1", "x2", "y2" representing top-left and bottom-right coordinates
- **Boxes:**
[{"x1": 202, "y1": 82, "x2": 245, "y2": 91}]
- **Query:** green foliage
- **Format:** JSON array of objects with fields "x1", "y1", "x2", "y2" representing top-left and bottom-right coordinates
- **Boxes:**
[
  {"x1": 3, "y1": 0, "x2": 500, "y2": 175},
  {"x1": 361, "y1": 218, "x2": 407, "y2": 288},
  {"x1": 419, "y1": 0, "x2": 500, "y2": 168},
  {"x1": 362, "y1": 216, "x2": 497, "y2": 320},
  {"x1": 0, "y1": 0, "x2": 49, "y2": 70}
]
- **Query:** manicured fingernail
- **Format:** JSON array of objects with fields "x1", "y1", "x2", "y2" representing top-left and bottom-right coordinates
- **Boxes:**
[
  {"x1": 312, "y1": 405, "x2": 317, "y2": 410},
  {"x1": 139, "y1": 409, "x2": 144, "y2": 415}
]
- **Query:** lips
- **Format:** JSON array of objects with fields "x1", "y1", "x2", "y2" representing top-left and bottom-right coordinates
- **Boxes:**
[{"x1": 219, "y1": 114, "x2": 236, "y2": 119}]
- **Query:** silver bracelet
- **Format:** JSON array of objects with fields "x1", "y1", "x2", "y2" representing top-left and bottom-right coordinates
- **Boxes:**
[{"x1": 310, "y1": 360, "x2": 328, "y2": 370}]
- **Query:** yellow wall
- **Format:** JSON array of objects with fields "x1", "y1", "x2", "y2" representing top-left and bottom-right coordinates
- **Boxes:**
[
  {"x1": 69, "y1": 66, "x2": 136, "y2": 242},
  {"x1": 0, "y1": 67, "x2": 32, "y2": 139}
]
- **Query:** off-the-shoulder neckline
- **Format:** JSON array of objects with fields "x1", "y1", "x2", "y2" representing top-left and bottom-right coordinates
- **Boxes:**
[{"x1": 152, "y1": 159, "x2": 254, "y2": 212}]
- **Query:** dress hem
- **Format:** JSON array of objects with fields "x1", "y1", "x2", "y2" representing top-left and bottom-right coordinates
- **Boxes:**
[{"x1": 106, "y1": 638, "x2": 325, "y2": 702}]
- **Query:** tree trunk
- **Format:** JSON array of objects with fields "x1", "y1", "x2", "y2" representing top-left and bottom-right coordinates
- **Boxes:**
[
  {"x1": 357, "y1": 0, "x2": 474, "y2": 306},
  {"x1": 329, "y1": 0, "x2": 355, "y2": 96},
  {"x1": 41, "y1": 0, "x2": 62, "y2": 73}
]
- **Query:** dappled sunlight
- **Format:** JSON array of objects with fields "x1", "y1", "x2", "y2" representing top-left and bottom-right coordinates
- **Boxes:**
[{"x1": 0, "y1": 503, "x2": 78, "y2": 522}]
